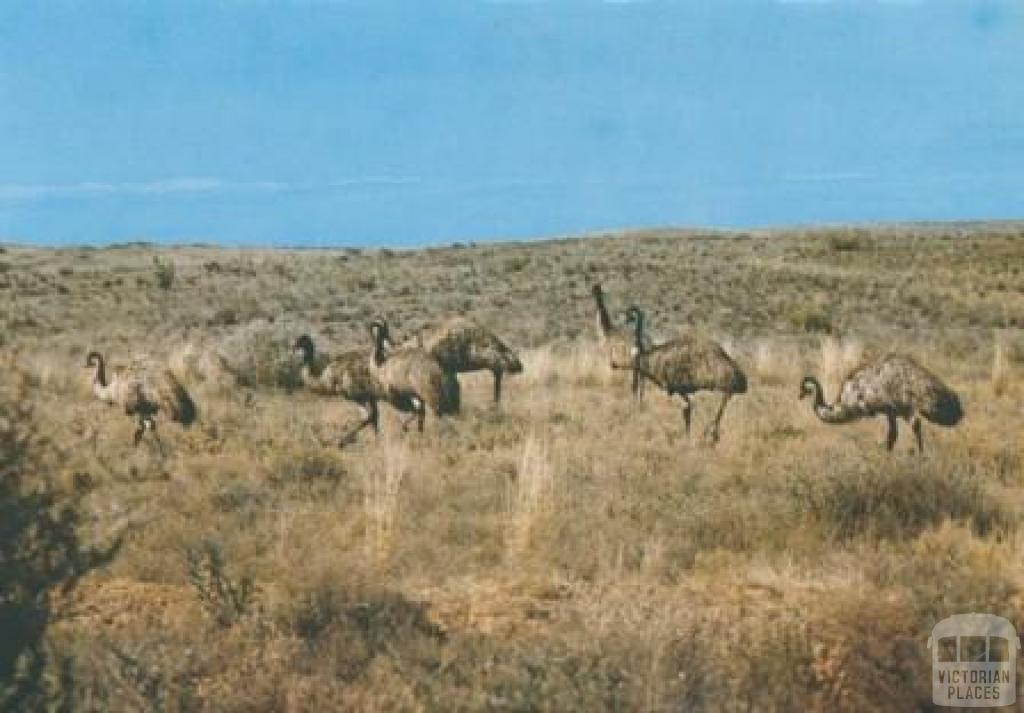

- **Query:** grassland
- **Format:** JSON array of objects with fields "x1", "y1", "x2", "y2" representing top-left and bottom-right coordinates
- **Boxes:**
[{"x1": 1, "y1": 223, "x2": 1023, "y2": 711}]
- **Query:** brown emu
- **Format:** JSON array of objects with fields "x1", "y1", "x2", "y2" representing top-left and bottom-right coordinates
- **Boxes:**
[
  {"x1": 292, "y1": 334, "x2": 386, "y2": 447},
  {"x1": 626, "y1": 307, "x2": 747, "y2": 444},
  {"x1": 86, "y1": 351, "x2": 197, "y2": 447},
  {"x1": 413, "y1": 317, "x2": 522, "y2": 404},
  {"x1": 800, "y1": 353, "x2": 963, "y2": 454},
  {"x1": 368, "y1": 319, "x2": 459, "y2": 433}
]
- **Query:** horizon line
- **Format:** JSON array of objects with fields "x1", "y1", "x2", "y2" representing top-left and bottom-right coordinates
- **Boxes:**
[{"x1": 4, "y1": 216, "x2": 1023, "y2": 251}]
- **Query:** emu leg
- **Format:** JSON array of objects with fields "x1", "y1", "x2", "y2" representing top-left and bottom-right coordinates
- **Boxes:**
[
  {"x1": 339, "y1": 402, "x2": 378, "y2": 447},
  {"x1": 493, "y1": 370, "x2": 503, "y2": 404},
  {"x1": 151, "y1": 421, "x2": 165, "y2": 457},
  {"x1": 631, "y1": 364, "x2": 642, "y2": 401},
  {"x1": 885, "y1": 412, "x2": 898, "y2": 452},
  {"x1": 133, "y1": 417, "x2": 146, "y2": 447},
  {"x1": 704, "y1": 392, "x2": 731, "y2": 444},
  {"x1": 680, "y1": 394, "x2": 693, "y2": 436},
  {"x1": 912, "y1": 416, "x2": 924, "y2": 455},
  {"x1": 136, "y1": 416, "x2": 164, "y2": 456},
  {"x1": 400, "y1": 412, "x2": 419, "y2": 432},
  {"x1": 416, "y1": 405, "x2": 426, "y2": 433}
]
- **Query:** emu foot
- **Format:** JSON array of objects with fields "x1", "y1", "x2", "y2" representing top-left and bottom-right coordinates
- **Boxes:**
[{"x1": 702, "y1": 425, "x2": 721, "y2": 446}]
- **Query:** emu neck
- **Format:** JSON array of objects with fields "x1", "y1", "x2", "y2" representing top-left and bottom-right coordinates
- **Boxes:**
[
  {"x1": 632, "y1": 314, "x2": 646, "y2": 353},
  {"x1": 629, "y1": 317, "x2": 665, "y2": 389},
  {"x1": 92, "y1": 357, "x2": 107, "y2": 388},
  {"x1": 814, "y1": 403, "x2": 858, "y2": 424},
  {"x1": 299, "y1": 346, "x2": 324, "y2": 381},
  {"x1": 90, "y1": 358, "x2": 119, "y2": 403},
  {"x1": 808, "y1": 382, "x2": 858, "y2": 424},
  {"x1": 593, "y1": 291, "x2": 612, "y2": 336},
  {"x1": 371, "y1": 338, "x2": 387, "y2": 368}
]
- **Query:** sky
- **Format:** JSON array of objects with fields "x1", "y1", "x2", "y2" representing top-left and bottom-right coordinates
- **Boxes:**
[{"x1": 0, "y1": 0, "x2": 1022, "y2": 247}]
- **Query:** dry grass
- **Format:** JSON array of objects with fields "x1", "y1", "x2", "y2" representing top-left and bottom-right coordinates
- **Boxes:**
[
  {"x1": 1, "y1": 224, "x2": 1023, "y2": 711},
  {"x1": 992, "y1": 329, "x2": 1024, "y2": 398},
  {"x1": 505, "y1": 435, "x2": 556, "y2": 556},
  {"x1": 364, "y1": 436, "x2": 410, "y2": 560}
]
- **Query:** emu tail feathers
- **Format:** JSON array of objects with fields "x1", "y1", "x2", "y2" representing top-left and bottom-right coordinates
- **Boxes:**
[
  {"x1": 730, "y1": 368, "x2": 748, "y2": 395},
  {"x1": 165, "y1": 371, "x2": 198, "y2": 426},
  {"x1": 924, "y1": 388, "x2": 963, "y2": 427}
]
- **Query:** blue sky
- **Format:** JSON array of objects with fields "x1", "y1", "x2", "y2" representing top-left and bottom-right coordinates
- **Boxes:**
[{"x1": 1, "y1": 1, "x2": 1021, "y2": 246}]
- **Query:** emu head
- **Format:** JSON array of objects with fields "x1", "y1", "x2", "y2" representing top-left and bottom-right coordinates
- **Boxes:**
[
  {"x1": 624, "y1": 306, "x2": 646, "y2": 356},
  {"x1": 799, "y1": 376, "x2": 819, "y2": 401},
  {"x1": 503, "y1": 351, "x2": 524, "y2": 375},
  {"x1": 85, "y1": 350, "x2": 107, "y2": 387},
  {"x1": 590, "y1": 283, "x2": 603, "y2": 299},
  {"x1": 293, "y1": 335, "x2": 315, "y2": 362},
  {"x1": 368, "y1": 319, "x2": 394, "y2": 350}
]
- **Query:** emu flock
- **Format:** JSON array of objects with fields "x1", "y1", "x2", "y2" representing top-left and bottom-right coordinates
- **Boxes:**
[{"x1": 86, "y1": 284, "x2": 964, "y2": 455}]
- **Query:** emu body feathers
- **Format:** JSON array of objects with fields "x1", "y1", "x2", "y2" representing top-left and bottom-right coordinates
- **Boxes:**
[
  {"x1": 625, "y1": 307, "x2": 747, "y2": 444},
  {"x1": 801, "y1": 353, "x2": 963, "y2": 453},
  {"x1": 86, "y1": 351, "x2": 197, "y2": 447},
  {"x1": 293, "y1": 335, "x2": 385, "y2": 446},
  {"x1": 412, "y1": 317, "x2": 522, "y2": 404}
]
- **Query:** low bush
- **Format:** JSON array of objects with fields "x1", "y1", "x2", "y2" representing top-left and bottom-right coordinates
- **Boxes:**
[{"x1": 789, "y1": 459, "x2": 1010, "y2": 541}]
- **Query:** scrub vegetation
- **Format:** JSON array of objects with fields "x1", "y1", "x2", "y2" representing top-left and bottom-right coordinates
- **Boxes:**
[{"x1": 1, "y1": 222, "x2": 1022, "y2": 711}]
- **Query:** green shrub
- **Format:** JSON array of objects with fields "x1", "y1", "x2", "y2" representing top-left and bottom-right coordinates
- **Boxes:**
[
  {"x1": 186, "y1": 541, "x2": 257, "y2": 629},
  {"x1": 153, "y1": 256, "x2": 176, "y2": 290},
  {"x1": 827, "y1": 232, "x2": 865, "y2": 252},
  {"x1": 0, "y1": 388, "x2": 119, "y2": 709},
  {"x1": 784, "y1": 304, "x2": 834, "y2": 334},
  {"x1": 503, "y1": 255, "x2": 530, "y2": 273}
]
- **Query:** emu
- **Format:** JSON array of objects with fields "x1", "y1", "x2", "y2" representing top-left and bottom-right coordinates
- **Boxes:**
[
  {"x1": 412, "y1": 317, "x2": 522, "y2": 404},
  {"x1": 800, "y1": 353, "x2": 963, "y2": 454},
  {"x1": 368, "y1": 319, "x2": 459, "y2": 433},
  {"x1": 292, "y1": 334, "x2": 386, "y2": 447},
  {"x1": 85, "y1": 351, "x2": 197, "y2": 447},
  {"x1": 626, "y1": 307, "x2": 747, "y2": 444}
]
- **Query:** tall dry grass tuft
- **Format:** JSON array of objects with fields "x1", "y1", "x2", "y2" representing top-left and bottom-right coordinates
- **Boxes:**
[
  {"x1": 364, "y1": 436, "x2": 409, "y2": 560},
  {"x1": 215, "y1": 318, "x2": 315, "y2": 390},
  {"x1": 818, "y1": 336, "x2": 863, "y2": 397},
  {"x1": 168, "y1": 340, "x2": 236, "y2": 390},
  {"x1": 522, "y1": 339, "x2": 612, "y2": 389},
  {"x1": 746, "y1": 336, "x2": 818, "y2": 388},
  {"x1": 505, "y1": 435, "x2": 556, "y2": 556},
  {"x1": 991, "y1": 330, "x2": 1022, "y2": 397},
  {"x1": 752, "y1": 338, "x2": 779, "y2": 385},
  {"x1": 19, "y1": 351, "x2": 87, "y2": 398}
]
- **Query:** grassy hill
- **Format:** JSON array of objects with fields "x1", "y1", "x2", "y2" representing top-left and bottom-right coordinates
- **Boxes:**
[{"x1": 2, "y1": 223, "x2": 1023, "y2": 710}]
